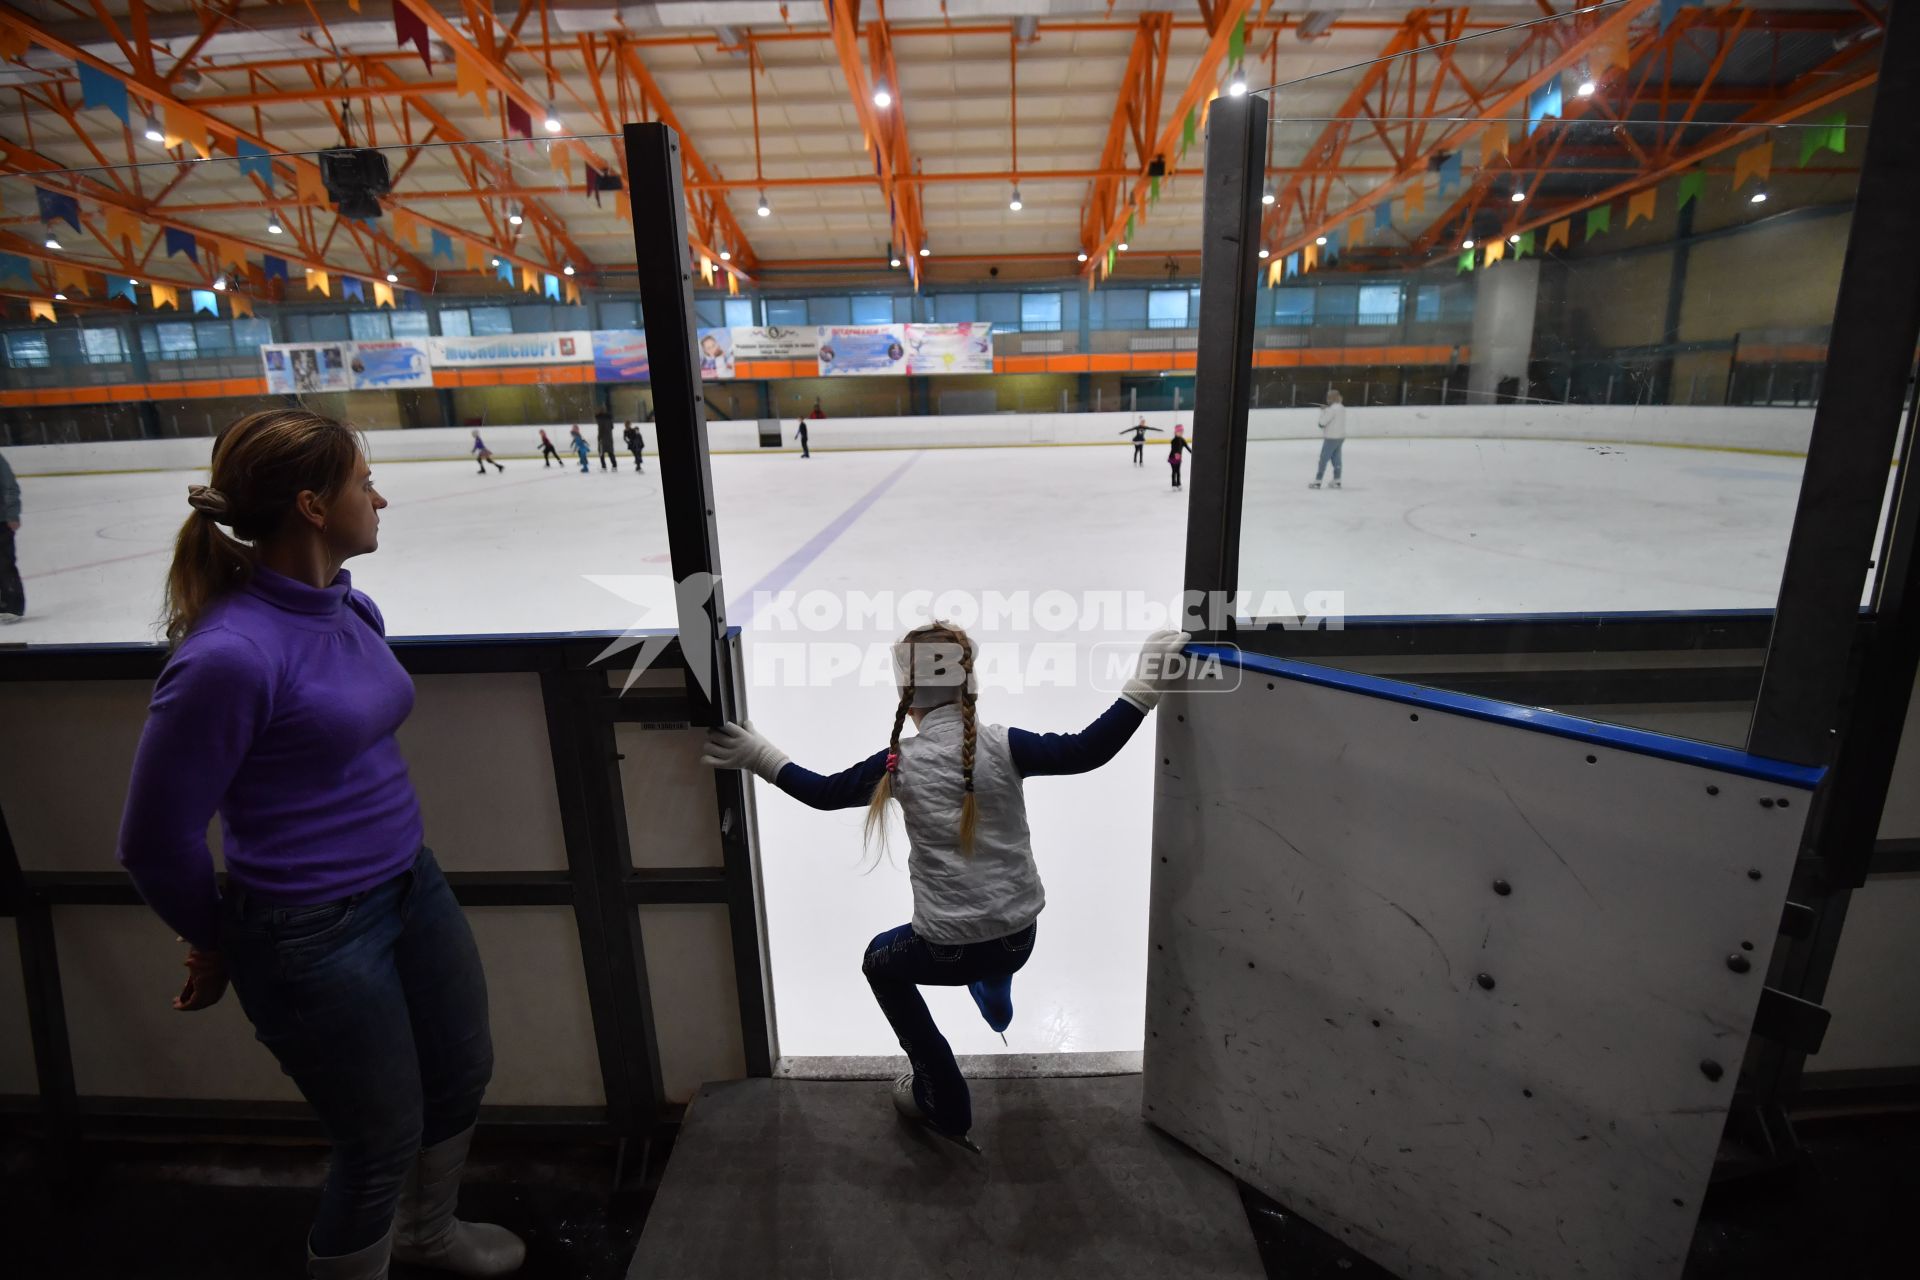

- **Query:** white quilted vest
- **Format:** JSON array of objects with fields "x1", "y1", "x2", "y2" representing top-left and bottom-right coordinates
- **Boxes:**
[{"x1": 890, "y1": 702, "x2": 1045, "y2": 944}]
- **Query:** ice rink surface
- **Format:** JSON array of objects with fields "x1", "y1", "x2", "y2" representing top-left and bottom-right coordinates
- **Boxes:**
[{"x1": 5, "y1": 435, "x2": 1810, "y2": 1058}]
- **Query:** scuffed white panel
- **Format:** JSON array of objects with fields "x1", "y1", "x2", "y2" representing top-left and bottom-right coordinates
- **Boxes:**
[
  {"x1": 639, "y1": 904, "x2": 747, "y2": 1104},
  {"x1": 399, "y1": 674, "x2": 568, "y2": 873},
  {"x1": 1144, "y1": 670, "x2": 1808, "y2": 1280}
]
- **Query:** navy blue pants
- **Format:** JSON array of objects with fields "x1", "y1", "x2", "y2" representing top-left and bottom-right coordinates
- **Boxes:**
[
  {"x1": 863, "y1": 920, "x2": 1037, "y2": 1135},
  {"x1": 222, "y1": 848, "x2": 492, "y2": 1256}
]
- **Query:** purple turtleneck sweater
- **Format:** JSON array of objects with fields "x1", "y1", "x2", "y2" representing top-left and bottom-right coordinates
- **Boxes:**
[{"x1": 116, "y1": 566, "x2": 424, "y2": 950}]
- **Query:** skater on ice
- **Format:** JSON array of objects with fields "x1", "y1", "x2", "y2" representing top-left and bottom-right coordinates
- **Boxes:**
[
  {"x1": 1310, "y1": 390, "x2": 1346, "y2": 489},
  {"x1": 1120, "y1": 417, "x2": 1148, "y2": 466},
  {"x1": 595, "y1": 406, "x2": 619, "y2": 471},
  {"x1": 1167, "y1": 424, "x2": 1193, "y2": 489},
  {"x1": 537, "y1": 428, "x2": 563, "y2": 468},
  {"x1": 469, "y1": 430, "x2": 504, "y2": 475},
  {"x1": 567, "y1": 424, "x2": 591, "y2": 473},
  {"x1": 794, "y1": 417, "x2": 812, "y2": 459},
  {"x1": 623, "y1": 421, "x2": 645, "y2": 473},
  {"x1": 701, "y1": 623, "x2": 1190, "y2": 1152}
]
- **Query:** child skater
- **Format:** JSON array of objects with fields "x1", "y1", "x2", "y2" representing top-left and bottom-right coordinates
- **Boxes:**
[
  {"x1": 537, "y1": 428, "x2": 563, "y2": 468},
  {"x1": 470, "y1": 429, "x2": 504, "y2": 475},
  {"x1": 1120, "y1": 417, "x2": 1148, "y2": 466},
  {"x1": 623, "y1": 421, "x2": 645, "y2": 474},
  {"x1": 701, "y1": 623, "x2": 1189, "y2": 1151},
  {"x1": 1167, "y1": 423, "x2": 1193, "y2": 489},
  {"x1": 567, "y1": 424, "x2": 591, "y2": 473}
]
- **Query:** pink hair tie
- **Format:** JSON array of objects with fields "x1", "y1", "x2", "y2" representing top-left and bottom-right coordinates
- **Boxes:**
[{"x1": 885, "y1": 752, "x2": 900, "y2": 773}]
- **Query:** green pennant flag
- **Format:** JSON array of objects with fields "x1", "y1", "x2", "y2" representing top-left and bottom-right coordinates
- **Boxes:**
[
  {"x1": 1799, "y1": 111, "x2": 1848, "y2": 166},
  {"x1": 1228, "y1": 19, "x2": 1246, "y2": 65},
  {"x1": 1458, "y1": 250, "x2": 1475, "y2": 274},
  {"x1": 1676, "y1": 169, "x2": 1705, "y2": 210},
  {"x1": 1106, "y1": 246, "x2": 1116, "y2": 275},
  {"x1": 1586, "y1": 204, "x2": 1612, "y2": 240},
  {"x1": 1150, "y1": 175, "x2": 1161, "y2": 204},
  {"x1": 1182, "y1": 108, "x2": 1197, "y2": 153},
  {"x1": 1125, "y1": 212, "x2": 1136, "y2": 243},
  {"x1": 1515, "y1": 230, "x2": 1535, "y2": 258}
]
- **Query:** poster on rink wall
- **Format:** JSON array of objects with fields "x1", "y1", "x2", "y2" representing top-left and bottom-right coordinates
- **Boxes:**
[
  {"x1": 261, "y1": 342, "x2": 351, "y2": 394},
  {"x1": 428, "y1": 331, "x2": 591, "y2": 366},
  {"x1": 904, "y1": 322, "x2": 994, "y2": 375},
  {"x1": 731, "y1": 325, "x2": 819, "y2": 361},
  {"x1": 349, "y1": 340, "x2": 434, "y2": 390},
  {"x1": 697, "y1": 327, "x2": 735, "y2": 379},
  {"x1": 591, "y1": 330, "x2": 650, "y2": 382},
  {"x1": 816, "y1": 325, "x2": 907, "y2": 376}
]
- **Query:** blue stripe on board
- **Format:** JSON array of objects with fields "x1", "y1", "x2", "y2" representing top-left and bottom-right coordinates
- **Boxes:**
[
  {"x1": 1190, "y1": 643, "x2": 1826, "y2": 790},
  {"x1": 726, "y1": 452, "x2": 923, "y2": 627},
  {"x1": 1240, "y1": 608, "x2": 1775, "y2": 628}
]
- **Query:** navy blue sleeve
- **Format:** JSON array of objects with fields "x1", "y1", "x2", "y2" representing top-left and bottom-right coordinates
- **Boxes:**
[
  {"x1": 773, "y1": 747, "x2": 891, "y2": 810},
  {"x1": 1008, "y1": 698, "x2": 1148, "y2": 778}
]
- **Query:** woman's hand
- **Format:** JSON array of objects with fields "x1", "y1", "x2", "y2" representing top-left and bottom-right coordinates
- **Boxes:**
[
  {"x1": 700, "y1": 721, "x2": 792, "y2": 783},
  {"x1": 172, "y1": 944, "x2": 229, "y2": 1012},
  {"x1": 1120, "y1": 629, "x2": 1194, "y2": 711}
]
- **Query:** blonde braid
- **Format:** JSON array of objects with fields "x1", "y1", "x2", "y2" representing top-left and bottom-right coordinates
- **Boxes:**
[
  {"x1": 862, "y1": 681, "x2": 915, "y2": 859},
  {"x1": 957, "y1": 638, "x2": 979, "y2": 857}
]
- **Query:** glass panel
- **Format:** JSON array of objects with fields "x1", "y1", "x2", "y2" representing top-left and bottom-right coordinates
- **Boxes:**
[
  {"x1": 349, "y1": 312, "x2": 391, "y2": 341},
  {"x1": 723, "y1": 298, "x2": 757, "y2": 328},
  {"x1": 850, "y1": 294, "x2": 893, "y2": 325},
  {"x1": 808, "y1": 296, "x2": 852, "y2": 326},
  {"x1": 764, "y1": 298, "x2": 808, "y2": 326},
  {"x1": 1021, "y1": 292, "x2": 1064, "y2": 331},
  {"x1": 1147, "y1": 289, "x2": 1189, "y2": 329}
]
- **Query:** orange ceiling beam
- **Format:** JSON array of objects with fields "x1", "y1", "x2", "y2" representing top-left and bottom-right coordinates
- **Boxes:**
[{"x1": 825, "y1": 0, "x2": 926, "y2": 286}]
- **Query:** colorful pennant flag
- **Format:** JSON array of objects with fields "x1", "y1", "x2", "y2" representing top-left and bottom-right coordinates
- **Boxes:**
[
  {"x1": 104, "y1": 207, "x2": 141, "y2": 248},
  {"x1": 190, "y1": 288, "x2": 218, "y2": 316},
  {"x1": 1323, "y1": 229, "x2": 1342, "y2": 259},
  {"x1": 393, "y1": 0, "x2": 432, "y2": 71},
  {"x1": 237, "y1": 139, "x2": 273, "y2": 182},
  {"x1": 307, "y1": 269, "x2": 330, "y2": 297},
  {"x1": 1302, "y1": 242, "x2": 1318, "y2": 272},
  {"x1": 1514, "y1": 230, "x2": 1535, "y2": 259},
  {"x1": 1586, "y1": 204, "x2": 1611, "y2": 240},
  {"x1": 53, "y1": 262, "x2": 88, "y2": 293},
  {"x1": 1403, "y1": 180, "x2": 1426, "y2": 216},
  {"x1": 496, "y1": 257, "x2": 514, "y2": 284},
  {"x1": 0, "y1": 27, "x2": 32, "y2": 61},
  {"x1": 1285, "y1": 251, "x2": 1299, "y2": 280},
  {"x1": 465, "y1": 240, "x2": 487, "y2": 270},
  {"x1": 1545, "y1": 219, "x2": 1571, "y2": 252},
  {"x1": 1596, "y1": 21, "x2": 1630, "y2": 74},
  {"x1": 1346, "y1": 216, "x2": 1365, "y2": 247},
  {"x1": 1436, "y1": 152, "x2": 1462, "y2": 196},
  {"x1": 1733, "y1": 141, "x2": 1772, "y2": 191},
  {"x1": 1526, "y1": 80, "x2": 1563, "y2": 137},
  {"x1": 1181, "y1": 108, "x2": 1197, "y2": 154},
  {"x1": 76, "y1": 63, "x2": 130, "y2": 124},
  {"x1": 1373, "y1": 202, "x2": 1393, "y2": 233},
  {"x1": 1479, "y1": 125, "x2": 1510, "y2": 168},
  {"x1": 341, "y1": 277, "x2": 365, "y2": 302},
  {"x1": 392, "y1": 208, "x2": 419, "y2": 247},
  {"x1": 29, "y1": 299, "x2": 55, "y2": 324},
  {"x1": 162, "y1": 227, "x2": 198, "y2": 261},
  {"x1": 262, "y1": 254, "x2": 289, "y2": 282},
  {"x1": 1627, "y1": 188, "x2": 1657, "y2": 226},
  {"x1": 430, "y1": 229, "x2": 454, "y2": 260},
  {"x1": 543, "y1": 272, "x2": 561, "y2": 301},
  {"x1": 1266, "y1": 258, "x2": 1281, "y2": 288},
  {"x1": 506, "y1": 100, "x2": 532, "y2": 141},
  {"x1": 1799, "y1": 112, "x2": 1847, "y2": 167},
  {"x1": 106, "y1": 273, "x2": 136, "y2": 303},
  {"x1": 228, "y1": 293, "x2": 254, "y2": 318},
  {"x1": 521, "y1": 266, "x2": 540, "y2": 294},
  {"x1": 566, "y1": 278, "x2": 582, "y2": 304},
  {"x1": 373, "y1": 281, "x2": 395, "y2": 309},
  {"x1": 1484, "y1": 239, "x2": 1505, "y2": 266},
  {"x1": 36, "y1": 187, "x2": 81, "y2": 232},
  {"x1": 1676, "y1": 169, "x2": 1705, "y2": 211},
  {"x1": 1457, "y1": 250, "x2": 1474, "y2": 274},
  {"x1": 1228, "y1": 18, "x2": 1246, "y2": 64},
  {"x1": 297, "y1": 164, "x2": 328, "y2": 206},
  {"x1": 150, "y1": 282, "x2": 179, "y2": 310},
  {"x1": 0, "y1": 253, "x2": 29, "y2": 284},
  {"x1": 455, "y1": 51, "x2": 488, "y2": 106},
  {"x1": 162, "y1": 103, "x2": 209, "y2": 158}
]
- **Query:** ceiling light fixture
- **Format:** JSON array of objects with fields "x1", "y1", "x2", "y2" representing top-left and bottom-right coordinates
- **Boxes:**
[
  {"x1": 564, "y1": 263, "x2": 577, "y2": 275},
  {"x1": 543, "y1": 104, "x2": 563, "y2": 133},
  {"x1": 53, "y1": 291, "x2": 66, "y2": 301},
  {"x1": 385, "y1": 271, "x2": 399, "y2": 283},
  {"x1": 1462, "y1": 238, "x2": 1475, "y2": 249},
  {"x1": 1227, "y1": 64, "x2": 1248, "y2": 97},
  {"x1": 1257, "y1": 248, "x2": 1270, "y2": 259},
  {"x1": 212, "y1": 275, "x2": 227, "y2": 290},
  {"x1": 1117, "y1": 241, "x2": 1129, "y2": 251},
  {"x1": 919, "y1": 245, "x2": 931, "y2": 257},
  {"x1": 143, "y1": 112, "x2": 164, "y2": 144},
  {"x1": 1315, "y1": 235, "x2": 1327, "y2": 246},
  {"x1": 1076, "y1": 251, "x2": 1089, "y2": 262},
  {"x1": 1262, "y1": 185, "x2": 1276, "y2": 206},
  {"x1": 1508, "y1": 233, "x2": 1520, "y2": 244},
  {"x1": 757, "y1": 192, "x2": 771, "y2": 218},
  {"x1": 873, "y1": 83, "x2": 892, "y2": 109},
  {"x1": 1009, "y1": 186, "x2": 1023, "y2": 212},
  {"x1": 43, "y1": 234, "x2": 61, "y2": 250},
  {"x1": 1750, "y1": 190, "x2": 1768, "y2": 204},
  {"x1": 266, "y1": 215, "x2": 284, "y2": 234},
  {"x1": 889, "y1": 253, "x2": 902, "y2": 268},
  {"x1": 1510, "y1": 190, "x2": 1526, "y2": 203},
  {"x1": 1577, "y1": 80, "x2": 1596, "y2": 97}
]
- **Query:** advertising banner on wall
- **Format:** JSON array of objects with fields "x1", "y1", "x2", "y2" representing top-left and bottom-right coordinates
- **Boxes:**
[
  {"x1": 348, "y1": 340, "x2": 434, "y2": 390},
  {"x1": 428, "y1": 331, "x2": 592, "y2": 366},
  {"x1": 261, "y1": 342, "x2": 352, "y2": 394},
  {"x1": 731, "y1": 325, "x2": 820, "y2": 361},
  {"x1": 591, "y1": 330, "x2": 650, "y2": 382},
  {"x1": 816, "y1": 324, "x2": 908, "y2": 376},
  {"x1": 697, "y1": 327, "x2": 735, "y2": 379},
  {"x1": 904, "y1": 322, "x2": 994, "y2": 375}
]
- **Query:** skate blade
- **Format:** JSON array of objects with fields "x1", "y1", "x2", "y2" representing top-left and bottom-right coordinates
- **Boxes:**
[{"x1": 898, "y1": 1109, "x2": 984, "y2": 1155}]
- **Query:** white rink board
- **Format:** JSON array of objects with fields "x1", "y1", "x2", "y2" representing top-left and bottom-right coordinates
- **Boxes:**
[{"x1": 1143, "y1": 654, "x2": 1814, "y2": 1280}]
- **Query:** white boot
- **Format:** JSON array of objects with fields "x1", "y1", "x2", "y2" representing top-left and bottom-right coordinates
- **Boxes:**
[
  {"x1": 390, "y1": 1127, "x2": 526, "y2": 1275},
  {"x1": 309, "y1": 1229, "x2": 392, "y2": 1279}
]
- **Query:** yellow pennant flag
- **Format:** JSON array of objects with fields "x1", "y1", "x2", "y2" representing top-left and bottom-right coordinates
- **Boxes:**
[
  {"x1": 228, "y1": 293, "x2": 254, "y2": 318},
  {"x1": 549, "y1": 143, "x2": 572, "y2": 181},
  {"x1": 308, "y1": 269, "x2": 330, "y2": 297},
  {"x1": 372, "y1": 281, "x2": 395, "y2": 309},
  {"x1": 1347, "y1": 216, "x2": 1365, "y2": 247},
  {"x1": 521, "y1": 267, "x2": 539, "y2": 294},
  {"x1": 1402, "y1": 181, "x2": 1425, "y2": 216},
  {"x1": 1267, "y1": 258, "x2": 1282, "y2": 288},
  {"x1": 723, "y1": 273, "x2": 736, "y2": 299},
  {"x1": 150, "y1": 282, "x2": 179, "y2": 310},
  {"x1": 700, "y1": 256, "x2": 714, "y2": 285},
  {"x1": 297, "y1": 164, "x2": 328, "y2": 207},
  {"x1": 455, "y1": 51, "x2": 489, "y2": 107},
  {"x1": 1626, "y1": 187, "x2": 1657, "y2": 226},
  {"x1": 1485, "y1": 239, "x2": 1506, "y2": 266},
  {"x1": 104, "y1": 207, "x2": 142, "y2": 248},
  {"x1": 566, "y1": 278, "x2": 582, "y2": 304},
  {"x1": 1479, "y1": 125, "x2": 1510, "y2": 167},
  {"x1": 29, "y1": 299, "x2": 56, "y2": 324},
  {"x1": 1733, "y1": 141, "x2": 1773, "y2": 191},
  {"x1": 54, "y1": 261, "x2": 89, "y2": 293},
  {"x1": 1302, "y1": 242, "x2": 1318, "y2": 272},
  {"x1": 614, "y1": 191, "x2": 630, "y2": 220},
  {"x1": 163, "y1": 104, "x2": 209, "y2": 158},
  {"x1": 1545, "y1": 219, "x2": 1571, "y2": 251},
  {"x1": 464, "y1": 240, "x2": 488, "y2": 270},
  {"x1": 392, "y1": 209, "x2": 418, "y2": 248},
  {"x1": 1596, "y1": 23, "x2": 1630, "y2": 75}
]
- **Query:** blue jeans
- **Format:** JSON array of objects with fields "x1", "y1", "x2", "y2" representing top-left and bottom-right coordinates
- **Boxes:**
[
  {"x1": 1316, "y1": 437, "x2": 1344, "y2": 480},
  {"x1": 863, "y1": 920, "x2": 1037, "y2": 1135},
  {"x1": 220, "y1": 848, "x2": 493, "y2": 1256}
]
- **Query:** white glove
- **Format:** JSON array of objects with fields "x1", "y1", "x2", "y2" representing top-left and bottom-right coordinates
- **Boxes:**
[
  {"x1": 1120, "y1": 628, "x2": 1193, "y2": 711},
  {"x1": 700, "y1": 721, "x2": 791, "y2": 783}
]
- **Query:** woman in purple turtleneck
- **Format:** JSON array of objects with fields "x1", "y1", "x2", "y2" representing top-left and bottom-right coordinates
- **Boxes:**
[{"x1": 117, "y1": 410, "x2": 524, "y2": 1280}]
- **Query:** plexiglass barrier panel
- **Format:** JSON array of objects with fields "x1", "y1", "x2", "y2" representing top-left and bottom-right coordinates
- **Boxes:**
[
  {"x1": 0, "y1": 136, "x2": 674, "y2": 642},
  {"x1": 1225, "y1": 3, "x2": 1877, "y2": 622}
]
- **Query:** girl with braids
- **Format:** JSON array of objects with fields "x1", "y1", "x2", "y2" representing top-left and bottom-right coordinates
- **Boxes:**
[
  {"x1": 702, "y1": 622, "x2": 1190, "y2": 1150},
  {"x1": 116, "y1": 410, "x2": 523, "y2": 1279}
]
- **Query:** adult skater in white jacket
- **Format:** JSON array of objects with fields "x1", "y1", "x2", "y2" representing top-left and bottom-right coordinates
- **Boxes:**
[{"x1": 1310, "y1": 389, "x2": 1346, "y2": 489}]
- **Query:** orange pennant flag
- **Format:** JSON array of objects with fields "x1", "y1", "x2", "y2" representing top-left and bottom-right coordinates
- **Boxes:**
[
  {"x1": 104, "y1": 207, "x2": 142, "y2": 249},
  {"x1": 373, "y1": 281, "x2": 395, "y2": 309},
  {"x1": 150, "y1": 282, "x2": 179, "y2": 310},
  {"x1": 1302, "y1": 242, "x2": 1318, "y2": 272},
  {"x1": 455, "y1": 51, "x2": 488, "y2": 107},
  {"x1": 700, "y1": 256, "x2": 714, "y2": 285},
  {"x1": 1596, "y1": 23, "x2": 1630, "y2": 75},
  {"x1": 163, "y1": 104, "x2": 208, "y2": 158},
  {"x1": 521, "y1": 267, "x2": 539, "y2": 294},
  {"x1": 30, "y1": 299, "x2": 56, "y2": 323},
  {"x1": 614, "y1": 191, "x2": 630, "y2": 220},
  {"x1": 307, "y1": 269, "x2": 330, "y2": 297},
  {"x1": 1545, "y1": 219, "x2": 1571, "y2": 251},
  {"x1": 0, "y1": 27, "x2": 33, "y2": 60},
  {"x1": 549, "y1": 143, "x2": 572, "y2": 181},
  {"x1": 392, "y1": 209, "x2": 418, "y2": 248},
  {"x1": 228, "y1": 293, "x2": 254, "y2": 318},
  {"x1": 463, "y1": 240, "x2": 486, "y2": 270},
  {"x1": 1402, "y1": 180, "x2": 1425, "y2": 216},
  {"x1": 1484, "y1": 239, "x2": 1505, "y2": 266},
  {"x1": 1733, "y1": 140, "x2": 1772, "y2": 191},
  {"x1": 297, "y1": 164, "x2": 328, "y2": 207},
  {"x1": 722, "y1": 274, "x2": 734, "y2": 299},
  {"x1": 1626, "y1": 187, "x2": 1657, "y2": 226},
  {"x1": 1267, "y1": 258, "x2": 1281, "y2": 288},
  {"x1": 54, "y1": 261, "x2": 89, "y2": 293},
  {"x1": 1348, "y1": 216, "x2": 1366, "y2": 247},
  {"x1": 1479, "y1": 125, "x2": 1510, "y2": 167}
]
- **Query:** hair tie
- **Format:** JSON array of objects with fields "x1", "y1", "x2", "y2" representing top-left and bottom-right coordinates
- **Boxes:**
[
  {"x1": 186, "y1": 484, "x2": 230, "y2": 519},
  {"x1": 964, "y1": 779, "x2": 974, "y2": 792},
  {"x1": 885, "y1": 752, "x2": 899, "y2": 773}
]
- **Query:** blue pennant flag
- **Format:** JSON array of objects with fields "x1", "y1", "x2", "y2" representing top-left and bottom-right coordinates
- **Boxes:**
[
  {"x1": 1284, "y1": 252, "x2": 1299, "y2": 280},
  {"x1": 1323, "y1": 229, "x2": 1342, "y2": 260},
  {"x1": 76, "y1": 63, "x2": 130, "y2": 124},
  {"x1": 1373, "y1": 202, "x2": 1393, "y2": 233},
  {"x1": 1437, "y1": 152, "x2": 1462, "y2": 196},
  {"x1": 106, "y1": 273, "x2": 136, "y2": 303},
  {"x1": 262, "y1": 254, "x2": 289, "y2": 282},
  {"x1": 36, "y1": 187, "x2": 81, "y2": 232},
  {"x1": 0, "y1": 252, "x2": 32, "y2": 284},
  {"x1": 191, "y1": 289, "x2": 219, "y2": 317},
  {"x1": 163, "y1": 226, "x2": 199, "y2": 261},
  {"x1": 543, "y1": 272, "x2": 560, "y2": 301},
  {"x1": 495, "y1": 258, "x2": 514, "y2": 284},
  {"x1": 341, "y1": 277, "x2": 365, "y2": 302},
  {"x1": 237, "y1": 139, "x2": 273, "y2": 183},
  {"x1": 1527, "y1": 80, "x2": 1563, "y2": 137},
  {"x1": 430, "y1": 229, "x2": 454, "y2": 260}
]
